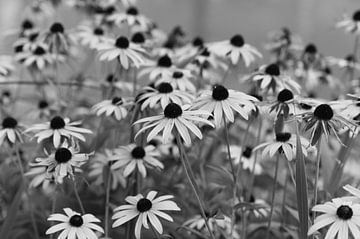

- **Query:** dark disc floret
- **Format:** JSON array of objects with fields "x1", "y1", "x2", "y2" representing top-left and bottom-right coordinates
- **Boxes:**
[
  {"x1": 29, "y1": 32, "x2": 39, "y2": 42},
  {"x1": 304, "y1": 44, "x2": 317, "y2": 54},
  {"x1": 242, "y1": 146, "x2": 253, "y2": 158},
  {"x1": 131, "y1": 32, "x2": 145, "y2": 44},
  {"x1": 212, "y1": 84, "x2": 229, "y2": 101},
  {"x1": 55, "y1": 148, "x2": 72, "y2": 163},
  {"x1": 137, "y1": 198, "x2": 152, "y2": 212},
  {"x1": 277, "y1": 89, "x2": 293, "y2": 102},
  {"x1": 336, "y1": 205, "x2": 353, "y2": 220},
  {"x1": 38, "y1": 100, "x2": 49, "y2": 109},
  {"x1": 50, "y1": 116, "x2": 66, "y2": 129},
  {"x1": 353, "y1": 10, "x2": 360, "y2": 21},
  {"x1": 131, "y1": 146, "x2": 146, "y2": 159},
  {"x1": 157, "y1": 83, "x2": 173, "y2": 93},
  {"x1": 22, "y1": 20, "x2": 34, "y2": 30},
  {"x1": 157, "y1": 55, "x2": 172, "y2": 67},
  {"x1": 230, "y1": 34, "x2": 245, "y2": 47},
  {"x1": 173, "y1": 71, "x2": 183, "y2": 79},
  {"x1": 115, "y1": 36, "x2": 130, "y2": 49},
  {"x1": 93, "y1": 27, "x2": 104, "y2": 35},
  {"x1": 127, "y1": 7, "x2": 139, "y2": 15},
  {"x1": 69, "y1": 215, "x2": 84, "y2": 227},
  {"x1": 50, "y1": 22, "x2": 64, "y2": 34},
  {"x1": 106, "y1": 74, "x2": 116, "y2": 83},
  {"x1": 112, "y1": 97, "x2": 123, "y2": 105},
  {"x1": 192, "y1": 37, "x2": 204, "y2": 47},
  {"x1": 276, "y1": 132, "x2": 292, "y2": 142},
  {"x1": 164, "y1": 103, "x2": 182, "y2": 118},
  {"x1": 313, "y1": 104, "x2": 333, "y2": 121},
  {"x1": 2, "y1": 117, "x2": 17, "y2": 128},
  {"x1": 33, "y1": 46, "x2": 46, "y2": 55},
  {"x1": 201, "y1": 48, "x2": 210, "y2": 57},
  {"x1": 265, "y1": 64, "x2": 280, "y2": 76},
  {"x1": 345, "y1": 54, "x2": 355, "y2": 62},
  {"x1": 14, "y1": 44, "x2": 24, "y2": 53}
]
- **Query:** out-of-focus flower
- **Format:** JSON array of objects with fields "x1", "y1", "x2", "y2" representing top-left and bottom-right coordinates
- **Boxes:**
[
  {"x1": 224, "y1": 145, "x2": 262, "y2": 174},
  {"x1": 336, "y1": 10, "x2": 360, "y2": 34},
  {"x1": 0, "y1": 117, "x2": 23, "y2": 146},
  {"x1": 0, "y1": 56, "x2": 15, "y2": 77},
  {"x1": 92, "y1": 97, "x2": 131, "y2": 121},
  {"x1": 15, "y1": 43, "x2": 54, "y2": 70},
  {"x1": 108, "y1": 7, "x2": 151, "y2": 30},
  {"x1": 138, "y1": 55, "x2": 178, "y2": 82},
  {"x1": 76, "y1": 24, "x2": 110, "y2": 49},
  {"x1": 155, "y1": 70, "x2": 196, "y2": 93},
  {"x1": 44, "y1": 22, "x2": 73, "y2": 54}
]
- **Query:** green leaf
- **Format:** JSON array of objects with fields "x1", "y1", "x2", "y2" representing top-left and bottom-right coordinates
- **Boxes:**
[{"x1": 295, "y1": 126, "x2": 309, "y2": 239}]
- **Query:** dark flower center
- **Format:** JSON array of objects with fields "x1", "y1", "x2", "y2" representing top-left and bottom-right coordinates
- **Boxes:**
[
  {"x1": 50, "y1": 22, "x2": 64, "y2": 34},
  {"x1": 106, "y1": 74, "x2": 116, "y2": 83},
  {"x1": 50, "y1": 116, "x2": 66, "y2": 129},
  {"x1": 353, "y1": 10, "x2": 360, "y2": 21},
  {"x1": 55, "y1": 148, "x2": 72, "y2": 163},
  {"x1": 173, "y1": 71, "x2": 183, "y2": 79},
  {"x1": 29, "y1": 32, "x2": 39, "y2": 42},
  {"x1": 212, "y1": 84, "x2": 229, "y2": 101},
  {"x1": 265, "y1": 64, "x2": 280, "y2": 76},
  {"x1": 131, "y1": 32, "x2": 145, "y2": 44},
  {"x1": 192, "y1": 37, "x2": 204, "y2": 47},
  {"x1": 313, "y1": 104, "x2": 333, "y2": 121},
  {"x1": 277, "y1": 89, "x2": 293, "y2": 102},
  {"x1": 69, "y1": 215, "x2": 84, "y2": 227},
  {"x1": 33, "y1": 46, "x2": 46, "y2": 55},
  {"x1": 131, "y1": 146, "x2": 145, "y2": 159},
  {"x1": 137, "y1": 198, "x2": 152, "y2": 212},
  {"x1": 104, "y1": 6, "x2": 116, "y2": 15},
  {"x1": 93, "y1": 27, "x2": 104, "y2": 35},
  {"x1": 112, "y1": 97, "x2": 122, "y2": 105},
  {"x1": 242, "y1": 146, "x2": 253, "y2": 158},
  {"x1": 345, "y1": 54, "x2": 355, "y2": 62},
  {"x1": 336, "y1": 205, "x2": 353, "y2": 220},
  {"x1": 276, "y1": 132, "x2": 291, "y2": 142},
  {"x1": 323, "y1": 67, "x2": 332, "y2": 75},
  {"x1": 14, "y1": 45, "x2": 24, "y2": 53},
  {"x1": 157, "y1": 83, "x2": 173, "y2": 93},
  {"x1": 164, "y1": 103, "x2": 182, "y2": 118},
  {"x1": 115, "y1": 36, "x2": 130, "y2": 49},
  {"x1": 2, "y1": 117, "x2": 17, "y2": 128},
  {"x1": 230, "y1": 34, "x2": 245, "y2": 47},
  {"x1": 201, "y1": 48, "x2": 210, "y2": 57},
  {"x1": 38, "y1": 100, "x2": 49, "y2": 109},
  {"x1": 22, "y1": 20, "x2": 34, "y2": 30},
  {"x1": 157, "y1": 55, "x2": 172, "y2": 67},
  {"x1": 304, "y1": 44, "x2": 317, "y2": 54},
  {"x1": 127, "y1": 7, "x2": 138, "y2": 15}
]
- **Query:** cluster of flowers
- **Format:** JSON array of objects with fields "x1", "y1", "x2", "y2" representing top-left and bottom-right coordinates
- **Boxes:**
[{"x1": 1, "y1": 0, "x2": 360, "y2": 238}]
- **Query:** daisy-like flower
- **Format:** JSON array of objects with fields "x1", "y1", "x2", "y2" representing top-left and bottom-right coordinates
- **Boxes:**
[
  {"x1": 13, "y1": 29, "x2": 41, "y2": 53},
  {"x1": 25, "y1": 116, "x2": 92, "y2": 147},
  {"x1": 268, "y1": 88, "x2": 296, "y2": 118},
  {"x1": 134, "y1": 102, "x2": 214, "y2": 145},
  {"x1": 250, "y1": 63, "x2": 301, "y2": 94},
  {"x1": 300, "y1": 103, "x2": 356, "y2": 145},
  {"x1": 110, "y1": 144, "x2": 163, "y2": 177},
  {"x1": 0, "y1": 55, "x2": 15, "y2": 76},
  {"x1": 46, "y1": 208, "x2": 104, "y2": 238},
  {"x1": 175, "y1": 37, "x2": 205, "y2": 63},
  {"x1": 225, "y1": 145, "x2": 262, "y2": 174},
  {"x1": 192, "y1": 84, "x2": 258, "y2": 127},
  {"x1": 0, "y1": 116, "x2": 23, "y2": 146},
  {"x1": 76, "y1": 24, "x2": 110, "y2": 49},
  {"x1": 137, "y1": 82, "x2": 194, "y2": 110},
  {"x1": 108, "y1": 7, "x2": 151, "y2": 30},
  {"x1": 15, "y1": 43, "x2": 54, "y2": 70},
  {"x1": 44, "y1": 22, "x2": 73, "y2": 54},
  {"x1": 326, "y1": 55, "x2": 360, "y2": 72},
  {"x1": 253, "y1": 132, "x2": 309, "y2": 161},
  {"x1": 308, "y1": 197, "x2": 360, "y2": 238},
  {"x1": 97, "y1": 35, "x2": 146, "y2": 69},
  {"x1": 336, "y1": 10, "x2": 360, "y2": 34},
  {"x1": 155, "y1": 70, "x2": 196, "y2": 93},
  {"x1": 30, "y1": 141, "x2": 91, "y2": 183},
  {"x1": 208, "y1": 34, "x2": 262, "y2": 66},
  {"x1": 138, "y1": 54, "x2": 177, "y2": 82},
  {"x1": 88, "y1": 149, "x2": 126, "y2": 190},
  {"x1": 25, "y1": 166, "x2": 55, "y2": 190},
  {"x1": 92, "y1": 96, "x2": 130, "y2": 121},
  {"x1": 112, "y1": 191, "x2": 180, "y2": 239}
]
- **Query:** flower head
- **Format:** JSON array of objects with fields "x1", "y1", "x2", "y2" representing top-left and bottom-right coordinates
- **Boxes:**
[
  {"x1": 0, "y1": 116, "x2": 23, "y2": 146},
  {"x1": 92, "y1": 97, "x2": 131, "y2": 121},
  {"x1": 336, "y1": 10, "x2": 360, "y2": 34}
]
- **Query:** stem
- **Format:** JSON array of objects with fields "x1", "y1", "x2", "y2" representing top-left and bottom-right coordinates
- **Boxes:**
[
  {"x1": 175, "y1": 132, "x2": 216, "y2": 239},
  {"x1": 241, "y1": 209, "x2": 247, "y2": 239},
  {"x1": 248, "y1": 120, "x2": 263, "y2": 199},
  {"x1": 49, "y1": 187, "x2": 58, "y2": 239},
  {"x1": 266, "y1": 154, "x2": 280, "y2": 239},
  {"x1": 312, "y1": 136, "x2": 322, "y2": 221},
  {"x1": 104, "y1": 165, "x2": 112, "y2": 238},
  {"x1": 72, "y1": 179, "x2": 85, "y2": 214},
  {"x1": 351, "y1": 35, "x2": 359, "y2": 88}
]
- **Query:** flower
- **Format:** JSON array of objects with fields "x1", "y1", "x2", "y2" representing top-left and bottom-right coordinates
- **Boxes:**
[
  {"x1": 15, "y1": 43, "x2": 54, "y2": 70},
  {"x1": 224, "y1": 145, "x2": 262, "y2": 174},
  {"x1": 155, "y1": 70, "x2": 196, "y2": 93},
  {"x1": 0, "y1": 55, "x2": 15, "y2": 76},
  {"x1": 134, "y1": 103, "x2": 214, "y2": 146},
  {"x1": 92, "y1": 97, "x2": 131, "y2": 121},
  {"x1": 326, "y1": 55, "x2": 360, "y2": 72},
  {"x1": 253, "y1": 132, "x2": 309, "y2": 161},
  {"x1": 25, "y1": 166, "x2": 55, "y2": 190},
  {"x1": 46, "y1": 208, "x2": 104, "y2": 238},
  {"x1": 192, "y1": 84, "x2": 258, "y2": 127},
  {"x1": 25, "y1": 116, "x2": 92, "y2": 148},
  {"x1": 336, "y1": 10, "x2": 360, "y2": 34},
  {"x1": 0, "y1": 117, "x2": 23, "y2": 146},
  {"x1": 138, "y1": 54, "x2": 177, "y2": 82},
  {"x1": 137, "y1": 83, "x2": 194, "y2": 110},
  {"x1": 208, "y1": 34, "x2": 262, "y2": 66},
  {"x1": 108, "y1": 7, "x2": 151, "y2": 30},
  {"x1": 76, "y1": 24, "x2": 110, "y2": 49},
  {"x1": 112, "y1": 191, "x2": 180, "y2": 239},
  {"x1": 308, "y1": 197, "x2": 360, "y2": 239},
  {"x1": 44, "y1": 22, "x2": 73, "y2": 54},
  {"x1": 110, "y1": 144, "x2": 163, "y2": 178},
  {"x1": 97, "y1": 35, "x2": 146, "y2": 69},
  {"x1": 30, "y1": 141, "x2": 91, "y2": 183}
]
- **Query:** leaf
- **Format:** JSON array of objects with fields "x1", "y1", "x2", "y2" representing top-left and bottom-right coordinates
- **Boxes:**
[
  {"x1": 0, "y1": 182, "x2": 25, "y2": 239},
  {"x1": 295, "y1": 125, "x2": 309, "y2": 239}
]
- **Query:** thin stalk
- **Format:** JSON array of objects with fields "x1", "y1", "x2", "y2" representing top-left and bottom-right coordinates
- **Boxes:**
[
  {"x1": 104, "y1": 165, "x2": 112, "y2": 238},
  {"x1": 266, "y1": 154, "x2": 280, "y2": 239},
  {"x1": 281, "y1": 169, "x2": 288, "y2": 228},
  {"x1": 49, "y1": 187, "x2": 58, "y2": 239},
  {"x1": 175, "y1": 132, "x2": 216, "y2": 239},
  {"x1": 312, "y1": 136, "x2": 322, "y2": 221},
  {"x1": 248, "y1": 120, "x2": 263, "y2": 199},
  {"x1": 72, "y1": 179, "x2": 85, "y2": 214},
  {"x1": 241, "y1": 209, "x2": 247, "y2": 239},
  {"x1": 350, "y1": 35, "x2": 359, "y2": 88}
]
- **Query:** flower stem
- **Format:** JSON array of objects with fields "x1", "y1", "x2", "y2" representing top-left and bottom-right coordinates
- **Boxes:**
[
  {"x1": 248, "y1": 120, "x2": 263, "y2": 199},
  {"x1": 266, "y1": 153, "x2": 280, "y2": 239},
  {"x1": 312, "y1": 135, "x2": 322, "y2": 221},
  {"x1": 175, "y1": 132, "x2": 216, "y2": 239},
  {"x1": 104, "y1": 165, "x2": 112, "y2": 238},
  {"x1": 72, "y1": 179, "x2": 85, "y2": 214}
]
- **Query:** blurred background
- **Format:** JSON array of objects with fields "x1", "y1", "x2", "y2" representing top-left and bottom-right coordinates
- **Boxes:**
[{"x1": 0, "y1": 0, "x2": 359, "y2": 60}]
